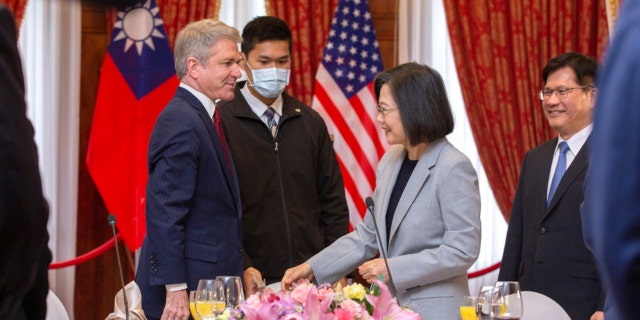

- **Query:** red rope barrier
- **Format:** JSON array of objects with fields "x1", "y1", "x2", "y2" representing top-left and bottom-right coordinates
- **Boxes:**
[
  {"x1": 50, "y1": 233, "x2": 501, "y2": 277},
  {"x1": 48, "y1": 233, "x2": 122, "y2": 269},
  {"x1": 468, "y1": 262, "x2": 501, "y2": 278}
]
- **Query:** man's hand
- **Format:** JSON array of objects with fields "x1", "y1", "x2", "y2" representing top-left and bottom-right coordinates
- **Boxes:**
[
  {"x1": 243, "y1": 267, "x2": 264, "y2": 296},
  {"x1": 161, "y1": 289, "x2": 190, "y2": 320}
]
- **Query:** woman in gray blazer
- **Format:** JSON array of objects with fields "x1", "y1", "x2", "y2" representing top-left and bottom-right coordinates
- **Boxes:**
[{"x1": 282, "y1": 63, "x2": 481, "y2": 318}]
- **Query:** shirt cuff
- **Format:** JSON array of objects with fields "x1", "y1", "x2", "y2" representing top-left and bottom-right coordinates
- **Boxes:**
[{"x1": 166, "y1": 283, "x2": 188, "y2": 291}]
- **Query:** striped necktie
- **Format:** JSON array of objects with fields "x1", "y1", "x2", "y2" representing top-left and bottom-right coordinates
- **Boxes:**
[{"x1": 264, "y1": 107, "x2": 277, "y2": 138}]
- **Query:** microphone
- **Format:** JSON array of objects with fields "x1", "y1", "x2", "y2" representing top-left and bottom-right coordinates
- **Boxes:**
[
  {"x1": 365, "y1": 197, "x2": 399, "y2": 302},
  {"x1": 108, "y1": 214, "x2": 129, "y2": 320}
]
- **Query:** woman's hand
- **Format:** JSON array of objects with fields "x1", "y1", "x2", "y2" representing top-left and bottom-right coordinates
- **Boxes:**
[
  {"x1": 281, "y1": 263, "x2": 314, "y2": 290},
  {"x1": 358, "y1": 258, "x2": 389, "y2": 284}
]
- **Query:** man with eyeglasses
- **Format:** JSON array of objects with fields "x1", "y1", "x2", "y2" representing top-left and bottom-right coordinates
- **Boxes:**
[{"x1": 499, "y1": 52, "x2": 605, "y2": 320}]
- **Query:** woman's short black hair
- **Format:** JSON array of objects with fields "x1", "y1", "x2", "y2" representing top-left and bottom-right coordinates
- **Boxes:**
[{"x1": 375, "y1": 62, "x2": 454, "y2": 145}]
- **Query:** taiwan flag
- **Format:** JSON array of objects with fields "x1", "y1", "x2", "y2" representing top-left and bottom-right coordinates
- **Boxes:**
[{"x1": 86, "y1": 0, "x2": 179, "y2": 251}]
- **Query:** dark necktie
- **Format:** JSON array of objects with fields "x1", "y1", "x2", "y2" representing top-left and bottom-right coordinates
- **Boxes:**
[
  {"x1": 213, "y1": 110, "x2": 232, "y2": 175},
  {"x1": 264, "y1": 107, "x2": 278, "y2": 138},
  {"x1": 547, "y1": 141, "x2": 569, "y2": 207}
]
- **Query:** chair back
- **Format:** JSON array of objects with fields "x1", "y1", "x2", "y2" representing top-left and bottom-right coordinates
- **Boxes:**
[
  {"x1": 46, "y1": 290, "x2": 70, "y2": 320},
  {"x1": 521, "y1": 290, "x2": 570, "y2": 320}
]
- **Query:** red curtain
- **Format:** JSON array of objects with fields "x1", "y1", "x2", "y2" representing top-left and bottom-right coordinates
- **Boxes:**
[
  {"x1": 444, "y1": 0, "x2": 609, "y2": 221},
  {"x1": 107, "y1": 0, "x2": 220, "y2": 48},
  {"x1": 266, "y1": 0, "x2": 338, "y2": 106},
  {"x1": 156, "y1": 0, "x2": 220, "y2": 48},
  {"x1": 0, "y1": 0, "x2": 28, "y2": 32}
]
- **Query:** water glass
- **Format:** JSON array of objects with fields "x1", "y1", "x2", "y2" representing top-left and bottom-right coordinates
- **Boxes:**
[
  {"x1": 216, "y1": 275, "x2": 245, "y2": 310},
  {"x1": 490, "y1": 281, "x2": 523, "y2": 320},
  {"x1": 477, "y1": 286, "x2": 494, "y2": 320}
]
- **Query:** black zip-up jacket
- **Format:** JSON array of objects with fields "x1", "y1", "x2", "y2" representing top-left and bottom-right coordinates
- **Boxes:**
[{"x1": 218, "y1": 85, "x2": 349, "y2": 282}]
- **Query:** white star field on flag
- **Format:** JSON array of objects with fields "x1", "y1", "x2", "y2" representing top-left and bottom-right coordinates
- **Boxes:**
[{"x1": 322, "y1": 0, "x2": 382, "y2": 98}]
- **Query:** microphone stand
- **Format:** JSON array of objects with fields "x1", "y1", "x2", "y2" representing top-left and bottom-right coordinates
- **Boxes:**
[
  {"x1": 365, "y1": 197, "x2": 399, "y2": 303},
  {"x1": 108, "y1": 214, "x2": 129, "y2": 320}
]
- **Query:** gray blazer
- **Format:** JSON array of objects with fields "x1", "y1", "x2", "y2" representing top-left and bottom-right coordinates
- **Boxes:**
[{"x1": 309, "y1": 138, "x2": 481, "y2": 319}]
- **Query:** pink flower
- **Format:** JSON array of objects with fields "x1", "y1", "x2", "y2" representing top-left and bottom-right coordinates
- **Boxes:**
[
  {"x1": 244, "y1": 294, "x2": 263, "y2": 309},
  {"x1": 240, "y1": 299, "x2": 279, "y2": 320},
  {"x1": 301, "y1": 286, "x2": 334, "y2": 320},
  {"x1": 262, "y1": 289, "x2": 281, "y2": 304},
  {"x1": 333, "y1": 308, "x2": 355, "y2": 320},
  {"x1": 316, "y1": 285, "x2": 335, "y2": 303},
  {"x1": 237, "y1": 279, "x2": 422, "y2": 320},
  {"x1": 366, "y1": 281, "x2": 422, "y2": 320},
  {"x1": 339, "y1": 299, "x2": 366, "y2": 319},
  {"x1": 290, "y1": 280, "x2": 314, "y2": 304},
  {"x1": 281, "y1": 313, "x2": 304, "y2": 320}
]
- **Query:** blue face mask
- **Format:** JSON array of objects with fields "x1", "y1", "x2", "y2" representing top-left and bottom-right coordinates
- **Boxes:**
[{"x1": 245, "y1": 60, "x2": 290, "y2": 98}]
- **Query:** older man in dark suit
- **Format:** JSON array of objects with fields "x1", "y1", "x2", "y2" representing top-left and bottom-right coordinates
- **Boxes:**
[
  {"x1": 135, "y1": 19, "x2": 244, "y2": 320},
  {"x1": 0, "y1": 5, "x2": 51, "y2": 320},
  {"x1": 499, "y1": 52, "x2": 605, "y2": 320}
]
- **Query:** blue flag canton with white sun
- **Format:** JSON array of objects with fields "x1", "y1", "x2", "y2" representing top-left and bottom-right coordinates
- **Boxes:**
[{"x1": 108, "y1": 0, "x2": 175, "y2": 100}]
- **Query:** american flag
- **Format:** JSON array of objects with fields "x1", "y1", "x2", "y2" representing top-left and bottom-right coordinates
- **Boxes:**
[{"x1": 312, "y1": 0, "x2": 388, "y2": 227}]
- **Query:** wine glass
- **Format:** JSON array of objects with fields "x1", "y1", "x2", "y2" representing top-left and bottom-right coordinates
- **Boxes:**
[
  {"x1": 216, "y1": 276, "x2": 245, "y2": 311},
  {"x1": 195, "y1": 279, "x2": 226, "y2": 320},
  {"x1": 478, "y1": 285, "x2": 495, "y2": 320},
  {"x1": 459, "y1": 295, "x2": 480, "y2": 320},
  {"x1": 189, "y1": 291, "x2": 202, "y2": 320},
  {"x1": 490, "y1": 281, "x2": 523, "y2": 320}
]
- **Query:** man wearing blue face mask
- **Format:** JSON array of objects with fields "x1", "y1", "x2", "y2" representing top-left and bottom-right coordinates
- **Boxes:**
[{"x1": 217, "y1": 16, "x2": 349, "y2": 295}]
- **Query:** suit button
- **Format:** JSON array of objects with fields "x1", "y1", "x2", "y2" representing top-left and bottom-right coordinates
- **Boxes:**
[
  {"x1": 540, "y1": 227, "x2": 547, "y2": 234},
  {"x1": 152, "y1": 267, "x2": 158, "y2": 273}
]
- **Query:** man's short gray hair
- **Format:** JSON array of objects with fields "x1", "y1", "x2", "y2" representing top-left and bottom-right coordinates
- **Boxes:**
[{"x1": 174, "y1": 19, "x2": 242, "y2": 79}]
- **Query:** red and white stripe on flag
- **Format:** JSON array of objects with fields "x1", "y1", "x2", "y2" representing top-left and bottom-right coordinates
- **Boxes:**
[{"x1": 312, "y1": 0, "x2": 388, "y2": 227}]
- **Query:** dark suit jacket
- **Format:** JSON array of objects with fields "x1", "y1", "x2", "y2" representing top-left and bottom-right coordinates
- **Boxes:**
[
  {"x1": 136, "y1": 87, "x2": 243, "y2": 318},
  {"x1": 582, "y1": 2, "x2": 640, "y2": 319},
  {"x1": 0, "y1": 5, "x2": 51, "y2": 320},
  {"x1": 499, "y1": 138, "x2": 605, "y2": 320}
]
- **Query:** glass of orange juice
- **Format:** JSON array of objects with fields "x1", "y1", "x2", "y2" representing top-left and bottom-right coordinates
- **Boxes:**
[
  {"x1": 194, "y1": 279, "x2": 226, "y2": 319},
  {"x1": 460, "y1": 295, "x2": 480, "y2": 320},
  {"x1": 189, "y1": 291, "x2": 202, "y2": 320}
]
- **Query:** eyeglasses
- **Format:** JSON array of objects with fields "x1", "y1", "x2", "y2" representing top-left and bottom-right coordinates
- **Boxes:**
[
  {"x1": 538, "y1": 86, "x2": 592, "y2": 101},
  {"x1": 377, "y1": 105, "x2": 397, "y2": 117}
]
